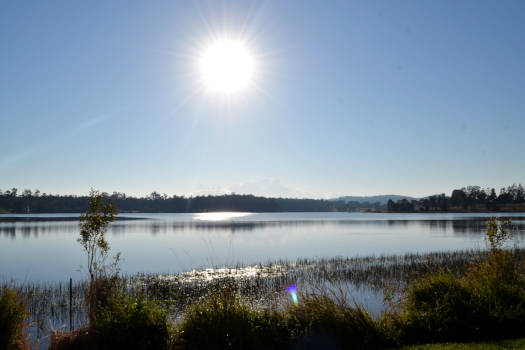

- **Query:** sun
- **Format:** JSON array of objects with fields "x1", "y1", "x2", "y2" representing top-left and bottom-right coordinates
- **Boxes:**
[{"x1": 199, "y1": 39, "x2": 255, "y2": 96}]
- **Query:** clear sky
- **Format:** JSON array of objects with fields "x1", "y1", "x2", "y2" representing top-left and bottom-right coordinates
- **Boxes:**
[{"x1": 1, "y1": 0, "x2": 524, "y2": 198}]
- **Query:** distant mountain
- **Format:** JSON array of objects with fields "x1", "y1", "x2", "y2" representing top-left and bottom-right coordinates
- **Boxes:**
[{"x1": 331, "y1": 195, "x2": 418, "y2": 205}]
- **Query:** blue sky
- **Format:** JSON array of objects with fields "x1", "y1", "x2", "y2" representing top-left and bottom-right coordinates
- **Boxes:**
[{"x1": 1, "y1": 0, "x2": 524, "y2": 198}]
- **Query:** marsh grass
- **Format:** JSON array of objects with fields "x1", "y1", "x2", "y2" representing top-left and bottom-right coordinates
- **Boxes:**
[
  {"x1": 0, "y1": 287, "x2": 29, "y2": 350},
  {"x1": 7, "y1": 244, "x2": 525, "y2": 349},
  {"x1": 177, "y1": 286, "x2": 290, "y2": 349},
  {"x1": 286, "y1": 293, "x2": 393, "y2": 349},
  {"x1": 50, "y1": 282, "x2": 174, "y2": 350},
  {"x1": 10, "y1": 248, "x2": 525, "y2": 334},
  {"x1": 176, "y1": 278, "x2": 394, "y2": 350}
]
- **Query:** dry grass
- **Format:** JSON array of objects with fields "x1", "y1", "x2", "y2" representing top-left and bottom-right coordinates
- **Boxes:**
[{"x1": 0, "y1": 287, "x2": 30, "y2": 350}]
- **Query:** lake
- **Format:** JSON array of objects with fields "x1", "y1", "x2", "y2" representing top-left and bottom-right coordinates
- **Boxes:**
[{"x1": 1, "y1": 212, "x2": 525, "y2": 282}]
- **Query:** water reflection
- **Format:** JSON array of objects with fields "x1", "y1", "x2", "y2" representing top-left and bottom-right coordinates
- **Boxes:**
[
  {"x1": 3, "y1": 212, "x2": 525, "y2": 282},
  {"x1": 2, "y1": 216, "x2": 525, "y2": 239}
]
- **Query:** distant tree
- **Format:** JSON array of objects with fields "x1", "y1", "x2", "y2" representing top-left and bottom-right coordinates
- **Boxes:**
[
  {"x1": 387, "y1": 199, "x2": 395, "y2": 212},
  {"x1": 498, "y1": 187, "x2": 513, "y2": 204},
  {"x1": 392, "y1": 199, "x2": 415, "y2": 212},
  {"x1": 428, "y1": 195, "x2": 438, "y2": 210},
  {"x1": 488, "y1": 188, "x2": 497, "y2": 201},
  {"x1": 149, "y1": 191, "x2": 162, "y2": 200},
  {"x1": 517, "y1": 184, "x2": 525, "y2": 203},
  {"x1": 437, "y1": 194, "x2": 448, "y2": 211},
  {"x1": 420, "y1": 198, "x2": 430, "y2": 212},
  {"x1": 2, "y1": 184, "x2": 525, "y2": 214},
  {"x1": 487, "y1": 188, "x2": 498, "y2": 210},
  {"x1": 465, "y1": 186, "x2": 482, "y2": 206},
  {"x1": 451, "y1": 189, "x2": 467, "y2": 208}
]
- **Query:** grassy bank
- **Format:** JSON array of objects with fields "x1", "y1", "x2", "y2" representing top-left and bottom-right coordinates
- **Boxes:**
[{"x1": 403, "y1": 338, "x2": 525, "y2": 349}]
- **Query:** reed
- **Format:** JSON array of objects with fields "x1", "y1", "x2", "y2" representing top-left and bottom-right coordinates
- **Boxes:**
[{"x1": 9, "y1": 248, "x2": 523, "y2": 334}]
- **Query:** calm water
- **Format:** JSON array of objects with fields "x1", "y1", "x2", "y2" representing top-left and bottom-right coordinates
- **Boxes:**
[{"x1": 1, "y1": 212, "x2": 525, "y2": 282}]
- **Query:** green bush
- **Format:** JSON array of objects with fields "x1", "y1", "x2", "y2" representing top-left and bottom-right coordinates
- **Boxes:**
[
  {"x1": 93, "y1": 294, "x2": 173, "y2": 350},
  {"x1": 467, "y1": 249, "x2": 525, "y2": 337},
  {"x1": 0, "y1": 287, "x2": 28, "y2": 350},
  {"x1": 398, "y1": 218, "x2": 525, "y2": 344},
  {"x1": 398, "y1": 271, "x2": 485, "y2": 343},
  {"x1": 286, "y1": 294, "x2": 394, "y2": 349},
  {"x1": 177, "y1": 290, "x2": 290, "y2": 349}
]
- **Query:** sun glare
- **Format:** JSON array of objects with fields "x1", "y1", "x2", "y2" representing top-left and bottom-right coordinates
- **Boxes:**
[
  {"x1": 199, "y1": 39, "x2": 255, "y2": 96},
  {"x1": 194, "y1": 212, "x2": 252, "y2": 221}
]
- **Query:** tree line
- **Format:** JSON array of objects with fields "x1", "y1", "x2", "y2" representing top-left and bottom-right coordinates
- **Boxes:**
[
  {"x1": 0, "y1": 189, "x2": 380, "y2": 213},
  {"x1": 2, "y1": 184, "x2": 523, "y2": 214},
  {"x1": 387, "y1": 184, "x2": 525, "y2": 212}
]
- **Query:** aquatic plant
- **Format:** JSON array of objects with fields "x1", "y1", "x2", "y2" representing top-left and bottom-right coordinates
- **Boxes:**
[{"x1": 11, "y1": 248, "x2": 525, "y2": 333}]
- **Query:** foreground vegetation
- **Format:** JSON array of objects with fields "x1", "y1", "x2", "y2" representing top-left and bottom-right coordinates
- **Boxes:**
[
  {"x1": 0, "y1": 287, "x2": 28, "y2": 350},
  {"x1": 2, "y1": 193, "x2": 525, "y2": 349},
  {"x1": 5, "y1": 272, "x2": 525, "y2": 349},
  {"x1": 9, "y1": 248, "x2": 523, "y2": 333},
  {"x1": 3, "y1": 244, "x2": 525, "y2": 348}
]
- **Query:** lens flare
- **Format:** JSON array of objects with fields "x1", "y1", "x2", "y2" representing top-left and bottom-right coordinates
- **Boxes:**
[{"x1": 286, "y1": 285, "x2": 298, "y2": 305}]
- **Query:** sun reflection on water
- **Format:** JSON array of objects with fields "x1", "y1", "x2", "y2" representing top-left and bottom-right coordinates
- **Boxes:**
[{"x1": 193, "y1": 212, "x2": 252, "y2": 221}]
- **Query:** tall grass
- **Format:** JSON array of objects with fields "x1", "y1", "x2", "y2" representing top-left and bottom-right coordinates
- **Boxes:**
[
  {"x1": 0, "y1": 287, "x2": 28, "y2": 350},
  {"x1": 51, "y1": 287, "x2": 173, "y2": 350},
  {"x1": 10, "y1": 248, "x2": 525, "y2": 334},
  {"x1": 286, "y1": 294, "x2": 393, "y2": 349},
  {"x1": 177, "y1": 286, "x2": 290, "y2": 349}
]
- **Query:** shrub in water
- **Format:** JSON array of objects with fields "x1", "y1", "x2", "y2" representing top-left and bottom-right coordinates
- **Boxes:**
[{"x1": 0, "y1": 287, "x2": 28, "y2": 350}]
